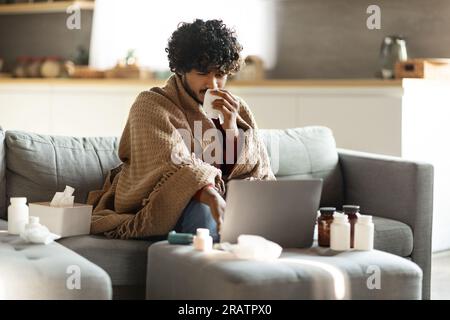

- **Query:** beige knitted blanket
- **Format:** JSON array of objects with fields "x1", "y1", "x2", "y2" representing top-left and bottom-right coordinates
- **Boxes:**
[{"x1": 87, "y1": 74, "x2": 275, "y2": 239}]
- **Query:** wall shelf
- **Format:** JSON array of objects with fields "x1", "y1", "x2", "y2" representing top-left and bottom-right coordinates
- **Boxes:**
[{"x1": 0, "y1": 1, "x2": 94, "y2": 15}]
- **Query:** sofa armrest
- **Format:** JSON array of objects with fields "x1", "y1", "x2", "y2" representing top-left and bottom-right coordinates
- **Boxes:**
[{"x1": 338, "y1": 148, "x2": 433, "y2": 299}]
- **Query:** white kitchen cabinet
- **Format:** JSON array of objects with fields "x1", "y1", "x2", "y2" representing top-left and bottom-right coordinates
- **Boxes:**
[
  {"x1": 231, "y1": 85, "x2": 403, "y2": 156},
  {"x1": 0, "y1": 81, "x2": 149, "y2": 137},
  {"x1": 49, "y1": 85, "x2": 144, "y2": 137},
  {"x1": 296, "y1": 90, "x2": 403, "y2": 156},
  {"x1": 231, "y1": 90, "x2": 299, "y2": 129},
  {"x1": 1, "y1": 80, "x2": 404, "y2": 148},
  {"x1": 0, "y1": 84, "x2": 52, "y2": 134}
]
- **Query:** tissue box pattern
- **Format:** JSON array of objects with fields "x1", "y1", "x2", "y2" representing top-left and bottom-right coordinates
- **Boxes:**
[{"x1": 28, "y1": 202, "x2": 92, "y2": 238}]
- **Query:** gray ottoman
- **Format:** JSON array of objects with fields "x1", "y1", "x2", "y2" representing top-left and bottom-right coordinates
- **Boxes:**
[
  {"x1": 146, "y1": 242, "x2": 422, "y2": 300},
  {"x1": 0, "y1": 230, "x2": 112, "y2": 299}
]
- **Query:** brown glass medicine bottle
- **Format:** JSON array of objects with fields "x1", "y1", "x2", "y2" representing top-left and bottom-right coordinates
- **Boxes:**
[{"x1": 318, "y1": 207, "x2": 336, "y2": 247}]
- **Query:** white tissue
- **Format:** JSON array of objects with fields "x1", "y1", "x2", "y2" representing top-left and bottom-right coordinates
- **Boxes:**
[
  {"x1": 202, "y1": 89, "x2": 224, "y2": 124},
  {"x1": 20, "y1": 216, "x2": 61, "y2": 245},
  {"x1": 50, "y1": 185, "x2": 75, "y2": 207},
  {"x1": 222, "y1": 235, "x2": 282, "y2": 261}
]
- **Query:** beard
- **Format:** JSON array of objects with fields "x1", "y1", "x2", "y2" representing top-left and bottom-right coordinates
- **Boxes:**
[{"x1": 182, "y1": 76, "x2": 203, "y2": 105}]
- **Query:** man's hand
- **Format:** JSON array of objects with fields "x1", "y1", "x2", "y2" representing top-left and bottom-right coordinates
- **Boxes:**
[
  {"x1": 198, "y1": 186, "x2": 226, "y2": 233},
  {"x1": 211, "y1": 89, "x2": 240, "y2": 138}
]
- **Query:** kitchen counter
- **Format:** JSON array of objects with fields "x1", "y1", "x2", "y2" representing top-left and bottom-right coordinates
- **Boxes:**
[{"x1": 0, "y1": 77, "x2": 403, "y2": 87}]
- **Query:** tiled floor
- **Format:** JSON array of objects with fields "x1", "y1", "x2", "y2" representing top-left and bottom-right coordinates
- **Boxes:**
[{"x1": 431, "y1": 250, "x2": 450, "y2": 299}]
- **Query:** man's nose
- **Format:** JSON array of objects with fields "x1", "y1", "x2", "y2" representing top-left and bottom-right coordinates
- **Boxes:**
[{"x1": 205, "y1": 73, "x2": 218, "y2": 89}]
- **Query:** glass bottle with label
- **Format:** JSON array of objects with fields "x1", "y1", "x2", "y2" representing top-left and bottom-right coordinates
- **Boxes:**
[
  {"x1": 317, "y1": 207, "x2": 335, "y2": 247},
  {"x1": 13, "y1": 56, "x2": 30, "y2": 78},
  {"x1": 41, "y1": 56, "x2": 62, "y2": 78}
]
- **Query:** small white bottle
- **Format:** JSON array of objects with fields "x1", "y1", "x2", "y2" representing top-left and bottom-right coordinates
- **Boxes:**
[
  {"x1": 354, "y1": 215, "x2": 374, "y2": 251},
  {"x1": 25, "y1": 216, "x2": 41, "y2": 231},
  {"x1": 8, "y1": 197, "x2": 29, "y2": 235},
  {"x1": 193, "y1": 228, "x2": 213, "y2": 252},
  {"x1": 330, "y1": 213, "x2": 351, "y2": 251},
  {"x1": 20, "y1": 216, "x2": 41, "y2": 239}
]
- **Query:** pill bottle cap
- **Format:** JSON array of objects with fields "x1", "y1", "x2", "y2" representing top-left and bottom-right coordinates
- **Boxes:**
[
  {"x1": 319, "y1": 207, "x2": 336, "y2": 215},
  {"x1": 196, "y1": 228, "x2": 210, "y2": 237},
  {"x1": 333, "y1": 213, "x2": 348, "y2": 223},
  {"x1": 358, "y1": 215, "x2": 372, "y2": 224},
  {"x1": 342, "y1": 205, "x2": 360, "y2": 212},
  {"x1": 10, "y1": 197, "x2": 27, "y2": 204}
]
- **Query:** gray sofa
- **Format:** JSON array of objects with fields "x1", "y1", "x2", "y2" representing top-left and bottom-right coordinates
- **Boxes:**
[{"x1": 0, "y1": 126, "x2": 433, "y2": 299}]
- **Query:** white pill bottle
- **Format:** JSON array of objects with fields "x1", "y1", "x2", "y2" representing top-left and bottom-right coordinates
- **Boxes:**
[
  {"x1": 330, "y1": 213, "x2": 351, "y2": 251},
  {"x1": 8, "y1": 197, "x2": 29, "y2": 235},
  {"x1": 193, "y1": 228, "x2": 213, "y2": 252},
  {"x1": 354, "y1": 215, "x2": 374, "y2": 251}
]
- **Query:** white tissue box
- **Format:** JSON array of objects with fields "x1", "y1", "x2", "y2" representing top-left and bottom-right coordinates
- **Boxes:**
[{"x1": 28, "y1": 202, "x2": 92, "y2": 238}]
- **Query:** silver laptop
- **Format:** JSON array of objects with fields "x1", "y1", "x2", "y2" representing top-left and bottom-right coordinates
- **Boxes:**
[{"x1": 220, "y1": 179, "x2": 323, "y2": 248}]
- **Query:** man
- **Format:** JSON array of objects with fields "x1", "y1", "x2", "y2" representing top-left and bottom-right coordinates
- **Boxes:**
[{"x1": 88, "y1": 19, "x2": 274, "y2": 241}]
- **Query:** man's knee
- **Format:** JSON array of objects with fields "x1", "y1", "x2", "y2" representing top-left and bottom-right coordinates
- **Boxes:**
[
  {"x1": 188, "y1": 201, "x2": 215, "y2": 226},
  {"x1": 176, "y1": 200, "x2": 219, "y2": 242}
]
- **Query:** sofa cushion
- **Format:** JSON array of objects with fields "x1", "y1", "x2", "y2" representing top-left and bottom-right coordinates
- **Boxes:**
[
  {"x1": 4, "y1": 131, "x2": 120, "y2": 215},
  {"x1": 0, "y1": 127, "x2": 5, "y2": 219},
  {"x1": 58, "y1": 235, "x2": 153, "y2": 287},
  {"x1": 0, "y1": 218, "x2": 6, "y2": 230},
  {"x1": 373, "y1": 216, "x2": 413, "y2": 257},
  {"x1": 259, "y1": 126, "x2": 344, "y2": 207}
]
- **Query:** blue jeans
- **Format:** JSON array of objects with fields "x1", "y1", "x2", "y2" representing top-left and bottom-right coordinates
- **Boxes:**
[{"x1": 174, "y1": 199, "x2": 219, "y2": 242}]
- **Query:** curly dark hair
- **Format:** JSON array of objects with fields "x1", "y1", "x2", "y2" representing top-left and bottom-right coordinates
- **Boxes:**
[{"x1": 166, "y1": 19, "x2": 243, "y2": 75}]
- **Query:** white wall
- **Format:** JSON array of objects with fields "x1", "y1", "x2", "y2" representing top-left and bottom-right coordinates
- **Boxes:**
[{"x1": 401, "y1": 80, "x2": 450, "y2": 252}]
